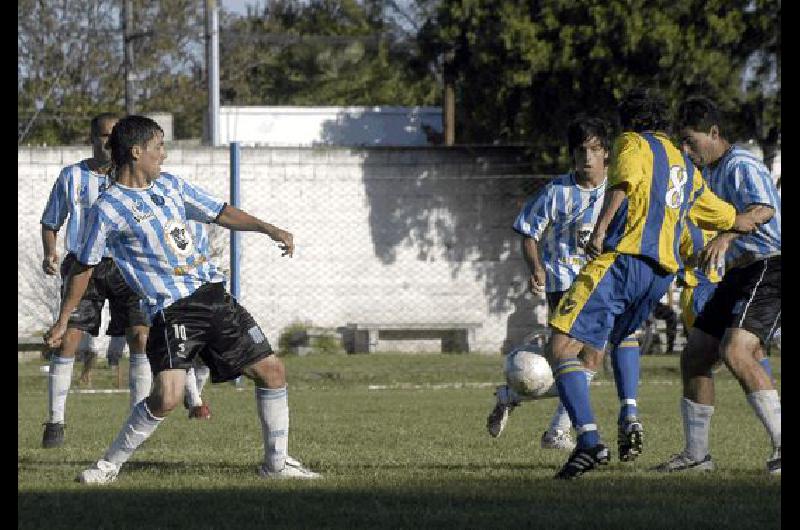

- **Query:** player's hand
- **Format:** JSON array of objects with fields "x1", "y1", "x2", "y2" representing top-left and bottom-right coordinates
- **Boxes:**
[
  {"x1": 732, "y1": 212, "x2": 758, "y2": 234},
  {"x1": 585, "y1": 230, "x2": 605, "y2": 260},
  {"x1": 42, "y1": 253, "x2": 59, "y2": 275},
  {"x1": 529, "y1": 268, "x2": 546, "y2": 295},
  {"x1": 699, "y1": 233, "x2": 734, "y2": 276},
  {"x1": 269, "y1": 229, "x2": 294, "y2": 257},
  {"x1": 44, "y1": 321, "x2": 68, "y2": 349}
]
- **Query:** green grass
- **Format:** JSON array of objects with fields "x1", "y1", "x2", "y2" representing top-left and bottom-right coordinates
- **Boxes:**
[{"x1": 18, "y1": 354, "x2": 781, "y2": 529}]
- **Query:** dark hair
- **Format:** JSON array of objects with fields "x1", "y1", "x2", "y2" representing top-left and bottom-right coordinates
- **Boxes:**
[
  {"x1": 675, "y1": 96, "x2": 724, "y2": 136},
  {"x1": 618, "y1": 88, "x2": 670, "y2": 133},
  {"x1": 567, "y1": 116, "x2": 611, "y2": 153},
  {"x1": 90, "y1": 112, "x2": 120, "y2": 137},
  {"x1": 108, "y1": 115, "x2": 164, "y2": 166}
]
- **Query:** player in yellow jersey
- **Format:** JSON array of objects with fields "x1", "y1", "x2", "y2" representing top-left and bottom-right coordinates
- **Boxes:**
[{"x1": 547, "y1": 89, "x2": 761, "y2": 479}]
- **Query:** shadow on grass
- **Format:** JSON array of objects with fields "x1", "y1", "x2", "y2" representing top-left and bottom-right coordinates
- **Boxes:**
[{"x1": 19, "y1": 473, "x2": 780, "y2": 529}]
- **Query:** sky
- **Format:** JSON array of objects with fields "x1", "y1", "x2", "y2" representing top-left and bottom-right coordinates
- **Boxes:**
[{"x1": 221, "y1": 0, "x2": 261, "y2": 16}]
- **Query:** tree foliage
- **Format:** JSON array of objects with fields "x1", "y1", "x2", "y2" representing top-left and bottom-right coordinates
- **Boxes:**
[{"x1": 420, "y1": 0, "x2": 780, "y2": 171}]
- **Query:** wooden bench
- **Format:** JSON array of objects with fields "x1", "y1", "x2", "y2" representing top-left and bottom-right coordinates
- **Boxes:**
[{"x1": 346, "y1": 321, "x2": 482, "y2": 353}]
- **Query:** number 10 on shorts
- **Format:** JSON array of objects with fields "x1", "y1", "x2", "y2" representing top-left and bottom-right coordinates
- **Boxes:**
[{"x1": 172, "y1": 324, "x2": 188, "y2": 357}]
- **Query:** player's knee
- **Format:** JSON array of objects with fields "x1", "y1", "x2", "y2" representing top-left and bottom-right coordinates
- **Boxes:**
[
  {"x1": 244, "y1": 355, "x2": 286, "y2": 388},
  {"x1": 579, "y1": 346, "x2": 604, "y2": 372}
]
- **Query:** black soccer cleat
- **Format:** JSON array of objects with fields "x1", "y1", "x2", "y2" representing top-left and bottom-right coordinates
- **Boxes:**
[
  {"x1": 554, "y1": 443, "x2": 610, "y2": 479},
  {"x1": 617, "y1": 418, "x2": 644, "y2": 462},
  {"x1": 42, "y1": 422, "x2": 65, "y2": 448}
]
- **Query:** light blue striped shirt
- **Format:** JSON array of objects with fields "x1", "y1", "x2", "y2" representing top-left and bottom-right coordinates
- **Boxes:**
[
  {"x1": 77, "y1": 172, "x2": 227, "y2": 320},
  {"x1": 513, "y1": 173, "x2": 606, "y2": 292},
  {"x1": 702, "y1": 146, "x2": 781, "y2": 269},
  {"x1": 40, "y1": 160, "x2": 111, "y2": 257},
  {"x1": 188, "y1": 221, "x2": 210, "y2": 257}
]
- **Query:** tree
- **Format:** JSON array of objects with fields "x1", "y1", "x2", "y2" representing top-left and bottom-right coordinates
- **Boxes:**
[
  {"x1": 420, "y1": 0, "x2": 780, "y2": 171},
  {"x1": 218, "y1": 0, "x2": 439, "y2": 108},
  {"x1": 18, "y1": 0, "x2": 206, "y2": 144}
]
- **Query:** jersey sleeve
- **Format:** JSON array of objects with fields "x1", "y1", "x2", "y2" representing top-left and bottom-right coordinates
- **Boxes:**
[
  {"x1": 180, "y1": 178, "x2": 226, "y2": 223},
  {"x1": 76, "y1": 204, "x2": 111, "y2": 266},
  {"x1": 687, "y1": 183, "x2": 736, "y2": 231},
  {"x1": 40, "y1": 169, "x2": 69, "y2": 230},
  {"x1": 731, "y1": 160, "x2": 780, "y2": 209},
  {"x1": 607, "y1": 133, "x2": 644, "y2": 191},
  {"x1": 513, "y1": 186, "x2": 552, "y2": 240}
]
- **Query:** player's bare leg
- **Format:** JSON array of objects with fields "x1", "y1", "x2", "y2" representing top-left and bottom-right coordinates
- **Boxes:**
[{"x1": 243, "y1": 355, "x2": 320, "y2": 479}]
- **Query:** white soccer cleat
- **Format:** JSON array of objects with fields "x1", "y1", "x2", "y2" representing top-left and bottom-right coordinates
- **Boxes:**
[
  {"x1": 259, "y1": 456, "x2": 321, "y2": 479},
  {"x1": 486, "y1": 385, "x2": 519, "y2": 438},
  {"x1": 77, "y1": 459, "x2": 120, "y2": 485},
  {"x1": 540, "y1": 429, "x2": 577, "y2": 451},
  {"x1": 652, "y1": 452, "x2": 715, "y2": 473}
]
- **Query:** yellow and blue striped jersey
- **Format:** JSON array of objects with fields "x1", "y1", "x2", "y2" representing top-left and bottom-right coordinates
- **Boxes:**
[
  {"x1": 603, "y1": 132, "x2": 736, "y2": 274},
  {"x1": 676, "y1": 219, "x2": 721, "y2": 287}
]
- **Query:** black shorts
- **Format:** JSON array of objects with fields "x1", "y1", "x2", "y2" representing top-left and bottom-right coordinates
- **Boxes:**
[
  {"x1": 61, "y1": 254, "x2": 148, "y2": 337},
  {"x1": 146, "y1": 282, "x2": 273, "y2": 383},
  {"x1": 546, "y1": 291, "x2": 566, "y2": 315},
  {"x1": 694, "y1": 256, "x2": 781, "y2": 346}
]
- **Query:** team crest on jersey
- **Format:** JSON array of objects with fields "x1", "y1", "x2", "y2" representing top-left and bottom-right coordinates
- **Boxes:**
[
  {"x1": 164, "y1": 220, "x2": 194, "y2": 257},
  {"x1": 132, "y1": 199, "x2": 154, "y2": 223},
  {"x1": 576, "y1": 223, "x2": 593, "y2": 252}
]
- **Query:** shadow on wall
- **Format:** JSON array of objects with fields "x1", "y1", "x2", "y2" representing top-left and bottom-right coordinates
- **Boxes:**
[
  {"x1": 356, "y1": 144, "x2": 550, "y2": 351},
  {"x1": 316, "y1": 108, "x2": 443, "y2": 147}
]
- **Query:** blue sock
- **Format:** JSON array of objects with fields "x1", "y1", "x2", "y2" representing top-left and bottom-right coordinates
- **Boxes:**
[
  {"x1": 759, "y1": 358, "x2": 773, "y2": 382},
  {"x1": 554, "y1": 358, "x2": 599, "y2": 448},
  {"x1": 611, "y1": 336, "x2": 640, "y2": 424}
]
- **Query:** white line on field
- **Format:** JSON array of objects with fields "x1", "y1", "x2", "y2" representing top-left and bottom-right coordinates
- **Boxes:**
[
  {"x1": 366, "y1": 380, "x2": 678, "y2": 390},
  {"x1": 69, "y1": 389, "x2": 129, "y2": 394}
]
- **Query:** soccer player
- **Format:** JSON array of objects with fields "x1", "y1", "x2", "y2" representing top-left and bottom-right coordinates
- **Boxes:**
[
  {"x1": 45, "y1": 115, "x2": 319, "y2": 483},
  {"x1": 654, "y1": 96, "x2": 781, "y2": 474},
  {"x1": 547, "y1": 88, "x2": 760, "y2": 479},
  {"x1": 488, "y1": 116, "x2": 644, "y2": 457},
  {"x1": 40, "y1": 113, "x2": 151, "y2": 448}
]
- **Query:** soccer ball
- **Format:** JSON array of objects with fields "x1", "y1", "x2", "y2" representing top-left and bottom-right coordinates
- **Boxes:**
[{"x1": 504, "y1": 346, "x2": 554, "y2": 398}]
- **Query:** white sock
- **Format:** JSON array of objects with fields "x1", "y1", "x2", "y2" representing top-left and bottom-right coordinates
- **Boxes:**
[
  {"x1": 129, "y1": 354, "x2": 152, "y2": 410},
  {"x1": 106, "y1": 336, "x2": 127, "y2": 366},
  {"x1": 547, "y1": 369, "x2": 595, "y2": 432},
  {"x1": 747, "y1": 389, "x2": 781, "y2": 450},
  {"x1": 256, "y1": 386, "x2": 289, "y2": 472},
  {"x1": 104, "y1": 400, "x2": 164, "y2": 466},
  {"x1": 681, "y1": 397, "x2": 714, "y2": 462},
  {"x1": 184, "y1": 367, "x2": 203, "y2": 408},
  {"x1": 48, "y1": 356, "x2": 75, "y2": 423},
  {"x1": 195, "y1": 363, "x2": 211, "y2": 394}
]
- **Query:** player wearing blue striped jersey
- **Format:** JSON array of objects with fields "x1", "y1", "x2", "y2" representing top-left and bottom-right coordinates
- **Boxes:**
[
  {"x1": 45, "y1": 116, "x2": 319, "y2": 483},
  {"x1": 488, "y1": 117, "x2": 641, "y2": 456},
  {"x1": 39, "y1": 113, "x2": 151, "y2": 449},
  {"x1": 548, "y1": 89, "x2": 760, "y2": 479},
  {"x1": 656, "y1": 96, "x2": 781, "y2": 475}
]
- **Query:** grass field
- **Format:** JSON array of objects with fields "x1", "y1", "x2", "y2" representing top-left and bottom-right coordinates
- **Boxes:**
[{"x1": 19, "y1": 353, "x2": 780, "y2": 529}]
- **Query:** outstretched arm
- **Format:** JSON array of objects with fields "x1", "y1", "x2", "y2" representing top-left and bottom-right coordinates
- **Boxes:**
[{"x1": 215, "y1": 204, "x2": 294, "y2": 257}]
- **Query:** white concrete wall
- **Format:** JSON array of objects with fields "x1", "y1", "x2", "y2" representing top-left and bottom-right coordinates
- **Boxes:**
[
  {"x1": 18, "y1": 145, "x2": 549, "y2": 354},
  {"x1": 219, "y1": 106, "x2": 443, "y2": 147}
]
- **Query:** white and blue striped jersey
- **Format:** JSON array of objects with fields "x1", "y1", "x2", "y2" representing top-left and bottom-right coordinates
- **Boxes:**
[
  {"x1": 702, "y1": 146, "x2": 781, "y2": 269},
  {"x1": 513, "y1": 173, "x2": 606, "y2": 292},
  {"x1": 188, "y1": 221, "x2": 210, "y2": 257},
  {"x1": 77, "y1": 172, "x2": 227, "y2": 320},
  {"x1": 40, "y1": 160, "x2": 111, "y2": 257}
]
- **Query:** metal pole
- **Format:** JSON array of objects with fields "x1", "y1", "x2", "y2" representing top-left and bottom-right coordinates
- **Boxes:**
[
  {"x1": 443, "y1": 50, "x2": 455, "y2": 146},
  {"x1": 229, "y1": 142, "x2": 241, "y2": 300},
  {"x1": 123, "y1": 0, "x2": 135, "y2": 115},
  {"x1": 206, "y1": 0, "x2": 220, "y2": 146}
]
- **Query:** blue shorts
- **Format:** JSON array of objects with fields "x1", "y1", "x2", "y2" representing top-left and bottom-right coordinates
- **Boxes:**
[{"x1": 550, "y1": 252, "x2": 674, "y2": 350}]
